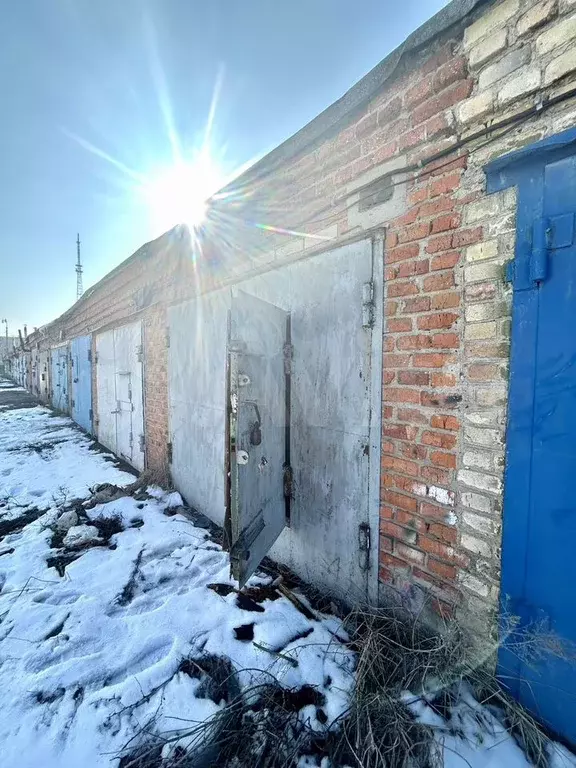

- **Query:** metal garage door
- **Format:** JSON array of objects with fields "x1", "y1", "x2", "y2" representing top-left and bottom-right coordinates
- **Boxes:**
[
  {"x1": 70, "y1": 335, "x2": 93, "y2": 434},
  {"x1": 51, "y1": 345, "x2": 69, "y2": 412},
  {"x1": 489, "y1": 132, "x2": 576, "y2": 745},
  {"x1": 95, "y1": 322, "x2": 145, "y2": 471},
  {"x1": 168, "y1": 237, "x2": 382, "y2": 601}
]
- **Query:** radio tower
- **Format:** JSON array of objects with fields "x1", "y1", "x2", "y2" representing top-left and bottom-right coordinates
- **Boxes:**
[{"x1": 75, "y1": 233, "x2": 84, "y2": 300}]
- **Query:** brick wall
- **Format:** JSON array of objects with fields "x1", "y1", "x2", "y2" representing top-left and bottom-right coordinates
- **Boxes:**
[{"x1": 34, "y1": 0, "x2": 576, "y2": 617}]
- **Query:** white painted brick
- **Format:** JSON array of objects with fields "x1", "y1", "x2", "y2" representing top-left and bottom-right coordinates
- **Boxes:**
[
  {"x1": 461, "y1": 533, "x2": 492, "y2": 556},
  {"x1": 457, "y1": 91, "x2": 494, "y2": 125},
  {"x1": 458, "y1": 469, "x2": 503, "y2": 493},
  {"x1": 485, "y1": 213, "x2": 516, "y2": 237},
  {"x1": 463, "y1": 511, "x2": 496, "y2": 535},
  {"x1": 465, "y1": 426, "x2": 502, "y2": 446},
  {"x1": 498, "y1": 67, "x2": 542, "y2": 104},
  {"x1": 479, "y1": 47, "x2": 531, "y2": 90},
  {"x1": 460, "y1": 491, "x2": 493, "y2": 513},
  {"x1": 464, "y1": 321, "x2": 498, "y2": 340},
  {"x1": 475, "y1": 385, "x2": 508, "y2": 407},
  {"x1": 465, "y1": 198, "x2": 501, "y2": 224},
  {"x1": 465, "y1": 301, "x2": 508, "y2": 322},
  {"x1": 465, "y1": 409, "x2": 505, "y2": 426},
  {"x1": 466, "y1": 239, "x2": 498, "y2": 261},
  {"x1": 464, "y1": 0, "x2": 520, "y2": 48},
  {"x1": 544, "y1": 48, "x2": 576, "y2": 85},
  {"x1": 465, "y1": 262, "x2": 503, "y2": 283},
  {"x1": 459, "y1": 572, "x2": 490, "y2": 597},
  {"x1": 517, "y1": 0, "x2": 557, "y2": 36},
  {"x1": 463, "y1": 449, "x2": 493, "y2": 470},
  {"x1": 536, "y1": 13, "x2": 576, "y2": 55},
  {"x1": 468, "y1": 28, "x2": 508, "y2": 69}
]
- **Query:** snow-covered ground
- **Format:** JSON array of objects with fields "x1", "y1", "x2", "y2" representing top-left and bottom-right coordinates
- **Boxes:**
[{"x1": 0, "y1": 389, "x2": 574, "y2": 768}]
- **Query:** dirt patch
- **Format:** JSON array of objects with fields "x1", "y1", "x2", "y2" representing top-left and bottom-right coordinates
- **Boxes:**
[{"x1": 0, "y1": 508, "x2": 43, "y2": 537}]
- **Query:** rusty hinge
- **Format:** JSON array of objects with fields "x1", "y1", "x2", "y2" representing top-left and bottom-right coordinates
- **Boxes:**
[
  {"x1": 136, "y1": 344, "x2": 144, "y2": 363},
  {"x1": 139, "y1": 434, "x2": 145, "y2": 452},
  {"x1": 71, "y1": 398, "x2": 75, "y2": 408},
  {"x1": 88, "y1": 349, "x2": 92, "y2": 363},
  {"x1": 89, "y1": 408, "x2": 93, "y2": 422},
  {"x1": 94, "y1": 352, "x2": 99, "y2": 364},
  {"x1": 362, "y1": 281, "x2": 375, "y2": 328},
  {"x1": 167, "y1": 442, "x2": 173, "y2": 463},
  {"x1": 358, "y1": 522, "x2": 371, "y2": 571},
  {"x1": 165, "y1": 328, "x2": 170, "y2": 348},
  {"x1": 283, "y1": 343, "x2": 293, "y2": 375}
]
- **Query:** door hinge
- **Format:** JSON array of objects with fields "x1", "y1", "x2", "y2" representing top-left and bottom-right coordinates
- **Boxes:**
[
  {"x1": 166, "y1": 328, "x2": 170, "y2": 348},
  {"x1": 230, "y1": 514, "x2": 266, "y2": 561},
  {"x1": 283, "y1": 343, "x2": 293, "y2": 375},
  {"x1": 167, "y1": 442, "x2": 173, "y2": 463},
  {"x1": 89, "y1": 409, "x2": 93, "y2": 422},
  {"x1": 358, "y1": 522, "x2": 371, "y2": 571},
  {"x1": 362, "y1": 281, "x2": 375, "y2": 328},
  {"x1": 283, "y1": 465, "x2": 293, "y2": 499},
  {"x1": 71, "y1": 398, "x2": 75, "y2": 408},
  {"x1": 94, "y1": 352, "x2": 99, "y2": 364},
  {"x1": 136, "y1": 344, "x2": 144, "y2": 363},
  {"x1": 139, "y1": 434, "x2": 145, "y2": 452},
  {"x1": 531, "y1": 217, "x2": 550, "y2": 284},
  {"x1": 129, "y1": 432, "x2": 134, "y2": 447},
  {"x1": 88, "y1": 349, "x2": 92, "y2": 363}
]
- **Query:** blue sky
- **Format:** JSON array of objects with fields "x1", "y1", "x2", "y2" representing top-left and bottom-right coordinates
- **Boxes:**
[{"x1": 0, "y1": 0, "x2": 447, "y2": 332}]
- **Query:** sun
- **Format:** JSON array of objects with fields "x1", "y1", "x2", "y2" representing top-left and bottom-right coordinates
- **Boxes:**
[{"x1": 142, "y1": 152, "x2": 223, "y2": 237}]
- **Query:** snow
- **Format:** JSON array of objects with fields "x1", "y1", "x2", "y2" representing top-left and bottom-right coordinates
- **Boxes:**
[{"x1": 0, "y1": 392, "x2": 575, "y2": 768}]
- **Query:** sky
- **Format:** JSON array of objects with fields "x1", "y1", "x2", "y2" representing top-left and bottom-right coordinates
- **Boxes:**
[{"x1": 0, "y1": 0, "x2": 448, "y2": 333}]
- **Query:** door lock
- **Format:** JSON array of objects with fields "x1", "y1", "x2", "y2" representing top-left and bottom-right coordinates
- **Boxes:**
[{"x1": 237, "y1": 450, "x2": 249, "y2": 465}]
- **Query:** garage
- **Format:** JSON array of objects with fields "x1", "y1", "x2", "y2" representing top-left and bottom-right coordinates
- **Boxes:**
[
  {"x1": 168, "y1": 237, "x2": 383, "y2": 602},
  {"x1": 95, "y1": 321, "x2": 145, "y2": 471},
  {"x1": 70, "y1": 334, "x2": 93, "y2": 434},
  {"x1": 50, "y1": 344, "x2": 70, "y2": 412}
]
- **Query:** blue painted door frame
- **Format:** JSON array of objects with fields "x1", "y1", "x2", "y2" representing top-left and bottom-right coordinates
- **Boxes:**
[
  {"x1": 487, "y1": 126, "x2": 576, "y2": 746},
  {"x1": 70, "y1": 335, "x2": 93, "y2": 434}
]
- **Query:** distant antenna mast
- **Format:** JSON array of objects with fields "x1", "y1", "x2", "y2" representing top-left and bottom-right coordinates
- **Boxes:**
[{"x1": 76, "y1": 233, "x2": 84, "y2": 300}]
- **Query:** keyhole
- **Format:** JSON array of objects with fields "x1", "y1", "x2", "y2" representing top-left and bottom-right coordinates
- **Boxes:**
[{"x1": 250, "y1": 422, "x2": 262, "y2": 446}]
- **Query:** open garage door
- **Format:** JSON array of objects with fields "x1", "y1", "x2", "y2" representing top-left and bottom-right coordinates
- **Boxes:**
[{"x1": 96, "y1": 322, "x2": 145, "y2": 471}]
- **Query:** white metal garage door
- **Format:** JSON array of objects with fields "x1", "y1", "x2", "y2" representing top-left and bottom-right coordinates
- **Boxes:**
[
  {"x1": 96, "y1": 321, "x2": 145, "y2": 471},
  {"x1": 168, "y1": 237, "x2": 382, "y2": 602}
]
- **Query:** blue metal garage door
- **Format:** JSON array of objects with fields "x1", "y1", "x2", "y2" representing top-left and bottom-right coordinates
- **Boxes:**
[
  {"x1": 70, "y1": 335, "x2": 92, "y2": 433},
  {"x1": 488, "y1": 129, "x2": 576, "y2": 745}
]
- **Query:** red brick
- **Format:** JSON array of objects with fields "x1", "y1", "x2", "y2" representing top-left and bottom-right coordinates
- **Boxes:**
[
  {"x1": 452, "y1": 227, "x2": 482, "y2": 247},
  {"x1": 424, "y1": 113, "x2": 453, "y2": 141},
  {"x1": 382, "y1": 455, "x2": 419, "y2": 477},
  {"x1": 430, "y1": 415, "x2": 460, "y2": 431},
  {"x1": 391, "y1": 208, "x2": 420, "y2": 227},
  {"x1": 417, "y1": 312, "x2": 458, "y2": 330},
  {"x1": 380, "y1": 552, "x2": 411, "y2": 570},
  {"x1": 379, "y1": 535, "x2": 393, "y2": 553},
  {"x1": 384, "y1": 388, "x2": 421, "y2": 404},
  {"x1": 413, "y1": 79, "x2": 473, "y2": 125},
  {"x1": 384, "y1": 353, "x2": 411, "y2": 367},
  {"x1": 387, "y1": 318, "x2": 413, "y2": 333},
  {"x1": 424, "y1": 273, "x2": 455, "y2": 291},
  {"x1": 387, "y1": 281, "x2": 419, "y2": 298},
  {"x1": 398, "y1": 222, "x2": 431, "y2": 244},
  {"x1": 382, "y1": 439, "x2": 396, "y2": 454},
  {"x1": 421, "y1": 42, "x2": 455, "y2": 76},
  {"x1": 396, "y1": 509, "x2": 426, "y2": 529},
  {"x1": 381, "y1": 520, "x2": 408, "y2": 540},
  {"x1": 433, "y1": 57, "x2": 467, "y2": 92},
  {"x1": 396, "y1": 542, "x2": 425, "y2": 565},
  {"x1": 431, "y1": 251, "x2": 460, "y2": 271},
  {"x1": 397, "y1": 334, "x2": 432, "y2": 351},
  {"x1": 399, "y1": 126, "x2": 427, "y2": 152},
  {"x1": 409, "y1": 186, "x2": 429, "y2": 205},
  {"x1": 373, "y1": 140, "x2": 399, "y2": 163},
  {"x1": 385, "y1": 300, "x2": 398, "y2": 317},
  {"x1": 383, "y1": 406, "x2": 393, "y2": 419},
  {"x1": 431, "y1": 213, "x2": 461, "y2": 234},
  {"x1": 412, "y1": 352, "x2": 453, "y2": 368},
  {"x1": 422, "y1": 431, "x2": 457, "y2": 449},
  {"x1": 386, "y1": 243, "x2": 420, "y2": 263},
  {"x1": 419, "y1": 535, "x2": 457, "y2": 562},
  {"x1": 420, "y1": 501, "x2": 451, "y2": 519},
  {"x1": 428, "y1": 558, "x2": 457, "y2": 580},
  {"x1": 383, "y1": 423, "x2": 418, "y2": 440},
  {"x1": 377, "y1": 96, "x2": 403, "y2": 125},
  {"x1": 426, "y1": 234, "x2": 453, "y2": 254},
  {"x1": 398, "y1": 407, "x2": 429, "y2": 424},
  {"x1": 430, "y1": 451, "x2": 456, "y2": 469},
  {"x1": 431, "y1": 372, "x2": 457, "y2": 387},
  {"x1": 380, "y1": 504, "x2": 395, "y2": 519},
  {"x1": 403, "y1": 444, "x2": 427, "y2": 462},
  {"x1": 402, "y1": 296, "x2": 431, "y2": 314},
  {"x1": 384, "y1": 337, "x2": 395, "y2": 352},
  {"x1": 355, "y1": 111, "x2": 378, "y2": 138},
  {"x1": 432, "y1": 333, "x2": 459, "y2": 349},
  {"x1": 396, "y1": 259, "x2": 430, "y2": 279},
  {"x1": 418, "y1": 196, "x2": 454, "y2": 218},
  {"x1": 383, "y1": 370, "x2": 395, "y2": 385},
  {"x1": 383, "y1": 490, "x2": 418, "y2": 513},
  {"x1": 421, "y1": 153, "x2": 468, "y2": 180},
  {"x1": 398, "y1": 370, "x2": 430, "y2": 386},
  {"x1": 405, "y1": 74, "x2": 434, "y2": 108},
  {"x1": 429, "y1": 522, "x2": 457, "y2": 544},
  {"x1": 430, "y1": 172, "x2": 462, "y2": 197},
  {"x1": 431, "y1": 291, "x2": 460, "y2": 310},
  {"x1": 465, "y1": 282, "x2": 497, "y2": 302},
  {"x1": 421, "y1": 465, "x2": 451, "y2": 485}
]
